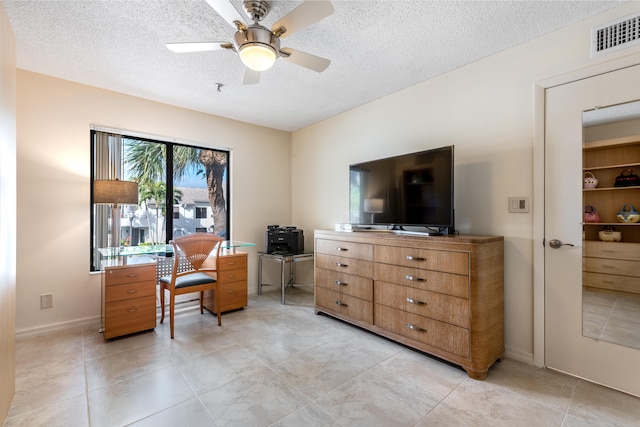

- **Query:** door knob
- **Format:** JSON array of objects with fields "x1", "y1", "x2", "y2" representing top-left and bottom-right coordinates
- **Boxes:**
[{"x1": 548, "y1": 239, "x2": 575, "y2": 249}]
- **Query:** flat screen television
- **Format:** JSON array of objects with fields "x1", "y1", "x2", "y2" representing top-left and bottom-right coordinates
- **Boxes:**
[{"x1": 349, "y1": 145, "x2": 454, "y2": 234}]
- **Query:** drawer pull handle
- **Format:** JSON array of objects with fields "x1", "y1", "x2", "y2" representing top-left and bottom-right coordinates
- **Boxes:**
[
  {"x1": 127, "y1": 274, "x2": 137, "y2": 277},
  {"x1": 405, "y1": 275, "x2": 425, "y2": 282},
  {"x1": 336, "y1": 262, "x2": 348, "y2": 268},
  {"x1": 335, "y1": 280, "x2": 348, "y2": 286},
  {"x1": 602, "y1": 250, "x2": 616, "y2": 253},
  {"x1": 602, "y1": 280, "x2": 615, "y2": 284},
  {"x1": 335, "y1": 300, "x2": 348, "y2": 307},
  {"x1": 406, "y1": 323, "x2": 427, "y2": 332},
  {"x1": 128, "y1": 308, "x2": 138, "y2": 313},
  {"x1": 602, "y1": 265, "x2": 616, "y2": 269},
  {"x1": 405, "y1": 255, "x2": 425, "y2": 261},
  {"x1": 406, "y1": 297, "x2": 426, "y2": 305},
  {"x1": 127, "y1": 289, "x2": 138, "y2": 294},
  {"x1": 228, "y1": 275, "x2": 235, "y2": 278},
  {"x1": 336, "y1": 247, "x2": 349, "y2": 252},
  {"x1": 228, "y1": 290, "x2": 236, "y2": 293}
]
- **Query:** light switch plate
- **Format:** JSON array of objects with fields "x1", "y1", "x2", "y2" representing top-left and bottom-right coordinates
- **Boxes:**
[{"x1": 509, "y1": 197, "x2": 529, "y2": 213}]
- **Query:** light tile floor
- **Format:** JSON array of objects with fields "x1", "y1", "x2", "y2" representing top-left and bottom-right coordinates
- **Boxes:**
[
  {"x1": 583, "y1": 287, "x2": 640, "y2": 350},
  {"x1": 5, "y1": 286, "x2": 640, "y2": 427}
]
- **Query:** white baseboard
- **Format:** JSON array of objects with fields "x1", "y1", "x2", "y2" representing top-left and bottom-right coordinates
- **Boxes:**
[
  {"x1": 16, "y1": 315, "x2": 101, "y2": 339},
  {"x1": 504, "y1": 345, "x2": 535, "y2": 365}
]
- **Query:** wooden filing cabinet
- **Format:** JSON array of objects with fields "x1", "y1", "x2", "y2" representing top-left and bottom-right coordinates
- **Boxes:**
[
  {"x1": 102, "y1": 258, "x2": 156, "y2": 340},
  {"x1": 203, "y1": 252, "x2": 248, "y2": 314},
  {"x1": 314, "y1": 230, "x2": 504, "y2": 379}
]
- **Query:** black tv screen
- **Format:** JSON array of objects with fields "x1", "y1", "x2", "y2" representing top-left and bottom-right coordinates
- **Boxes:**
[{"x1": 349, "y1": 146, "x2": 454, "y2": 232}]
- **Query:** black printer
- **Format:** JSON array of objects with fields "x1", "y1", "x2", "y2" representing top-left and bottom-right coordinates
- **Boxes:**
[{"x1": 265, "y1": 225, "x2": 304, "y2": 254}]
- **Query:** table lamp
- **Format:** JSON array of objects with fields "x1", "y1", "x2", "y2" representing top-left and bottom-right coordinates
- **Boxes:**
[{"x1": 94, "y1": 178, "x2": 138, "y2": 247}]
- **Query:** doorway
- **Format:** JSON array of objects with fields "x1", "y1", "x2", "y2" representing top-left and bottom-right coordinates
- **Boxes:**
[{"x1": 544, "y1": 64, "x2": 640, "y2": 396}]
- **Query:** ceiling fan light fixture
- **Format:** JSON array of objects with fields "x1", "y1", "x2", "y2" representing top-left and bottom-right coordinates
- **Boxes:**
[{"x1": 239, "y1": 43, "x2": 276, "y2": 71}]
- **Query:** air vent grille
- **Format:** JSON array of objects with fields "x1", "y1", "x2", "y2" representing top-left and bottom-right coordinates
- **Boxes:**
[{"x1": 592, "y1": 13, "x2": 640, "y2": 56}]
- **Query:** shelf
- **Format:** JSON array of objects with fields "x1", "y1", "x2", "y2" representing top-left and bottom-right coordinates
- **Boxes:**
[
  {"x1": 583, "y1": 134, "x2": 640, "y2": 150},
  {"x1": 583, "y1": 163, "x2": 640, "y2": 171},
  {"x1": 583, "y1": 222, "x2": 640, "y2": 226},
  {"x1": 583, "y1": 186, "x2": 640, "y2": 192}
]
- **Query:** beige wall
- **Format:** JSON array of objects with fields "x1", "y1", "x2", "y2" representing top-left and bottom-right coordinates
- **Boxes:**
[
  {"x1": 290, "y1": 3, "x2": 640, "y2": 363},
  {"x1": 0, "y1": 5, "x2": 17, "y2": 423},
  {"x1": 15, "y1": 71, "x2": 291, "y2": 333}
]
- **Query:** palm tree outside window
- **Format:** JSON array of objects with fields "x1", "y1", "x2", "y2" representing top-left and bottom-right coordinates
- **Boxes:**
[{"x1": 90, "y1": 130, "x2": 230, "y2": 271}]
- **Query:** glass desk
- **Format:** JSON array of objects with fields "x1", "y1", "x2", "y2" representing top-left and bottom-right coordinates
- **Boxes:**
[
  {"x1": 98, "y1": 240, "x2": 256, "y2": 266},
  {"x1": 258, "y1": 251, "x2": 314, "y2": 304}
]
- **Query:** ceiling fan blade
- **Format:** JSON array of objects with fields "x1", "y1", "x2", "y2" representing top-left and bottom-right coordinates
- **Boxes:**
[
  {"x1": 242, "y1": 68, "x2": 260, "y2": 85},
  {"x1": 204, "y1": 0, "x2": 246, "y2": 29},
  {"x1": 166, "y1": 42, "x2": 231, "y2": 53},
  {"x1": 272, "y1": 0, "x2": 334, "y2": 39},
  {"x1": 280, "y1": 48, "x2": 330, "y2": 72}
]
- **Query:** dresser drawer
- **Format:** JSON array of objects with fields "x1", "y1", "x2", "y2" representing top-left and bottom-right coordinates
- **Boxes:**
[
  {"x1": 217, "y1": 268, "x2": 247, "y2": 283},
  {"x1": 583, "y1": 257, "x2": 640, "y2": 277},
  {"x1": 217, "y1": 254, "x2": 248, "y2": 270},
  {"x1": 374, "y1": 281, "x2": 469, "y2": 328},
  {"x1": 583, "y1": 241, "x2": 640, "y2": 262},
  {"x1": 315, "y1": 287, "x2": 373, "y2": 324},
  {"x1": 374, "y1": 264, "x2": 469, "y2": 298},
  {"x1": 105, "y1": 280, "x2": 155, "y2": 303},
  {"x1": 205, "y1": 281, "x2": 248, "y2": 313},
  {"x1": 104, "y1": 295, "x2": 156, "y2": 339},
  {"x1": 105, "y1": 264, "x2": 156, "y2": 286},
  {"x1": 583, "y1": 271, "x2": 640, "y2": 294},
  {"x1": 316, "y1": 254, "x2": 374, "y2": 278},
  {"x1": 316, "y1": 239, "x2": 373, "y2": 261},
  {"x1": 315, "y1": 268, "x2": 373, "y2": 301},
  {"x1": 375, "y1": 245, "x2": 469, "y2": 275},
  {"x1": 374, "y1": 305, "x2": 470, "y2": 358}
]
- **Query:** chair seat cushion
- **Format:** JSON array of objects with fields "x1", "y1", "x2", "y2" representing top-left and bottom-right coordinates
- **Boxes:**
[{"x1": 159, "y1": 272, "x2": 217, "y2": 289}]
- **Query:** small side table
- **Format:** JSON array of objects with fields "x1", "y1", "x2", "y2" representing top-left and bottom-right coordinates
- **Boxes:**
[{"x1": 258, "y1": 251, "x2": 314, "y2": 304}]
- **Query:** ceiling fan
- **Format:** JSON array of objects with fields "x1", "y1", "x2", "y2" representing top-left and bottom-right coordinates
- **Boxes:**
[{"x1": 166, "y1": 0, "x2": 334, "y2": 85}]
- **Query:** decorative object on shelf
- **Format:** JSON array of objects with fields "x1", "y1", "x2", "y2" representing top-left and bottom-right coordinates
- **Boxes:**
[
  {"x1": 584, "y1": 171, "x2": 599, "y2": 189},
  {"x1": 616, "y1": 204, "x2": 640, "y2": 223},
  {"x1": 598, "y1": 226, "x2": 622, "y2": 242},
  {"x1": 613, "y1": 169, "x2": 640, "y2": 187},
  {"x1": 584, "y1": 205, "x2": 600, "y2": 223}
]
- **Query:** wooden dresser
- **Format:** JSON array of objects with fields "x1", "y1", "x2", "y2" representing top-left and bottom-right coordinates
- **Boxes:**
[
  {"x1": 314, "y1": 229, "x2": 504, "y2": 379},
  {"x1": 102, "y1": 257, "x2": 157, "y2": 340},
  {"x1": 203, "y1": 252, "x2": 249, "y2": 314}
]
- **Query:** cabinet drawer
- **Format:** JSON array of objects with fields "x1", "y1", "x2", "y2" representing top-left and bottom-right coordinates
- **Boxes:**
[
  {"x1": 218, "y1": 254, "x2": 248, "y2": 270},
  {"x1": 583, "y1": 241, "x2": 640, "y2": 262},
  {"x1": 104, "y1": 295, "x2": 156, "y2": 339},
  {"x1": 583, "y1": 271, "x2": 640, "y2": 294},
  {"x1": 316, "y1": 239, "x2": 373, "y2": 261},
  {"x1": 315, "y1": 287, "x2": 373, "y2": 324},
  {"x1": 316, "y1": 254, "x2": 374, "y2": 278},
  {"x1": 217, "y1": 268, "x2": 247, "y2": 283},
  {"x1": 105, "y1": 264, "x2": 156, "y2": 286},
  {"x1": 374, "y1": 264, "x2": 469, "y2": 298},
  {"x1": 204, "y1": 281, "x2": 248, "y2": 313},
  {"x1": 583, "y1": 257, "x2": 640, "y2": 277},
  {"x1": 105, "y1": 280, "x2": 155, "y2": 303},
  {"x1": 374, "y1": 305, "x2": 469, "y2": 358},
  {"x1": 374, "y1": 281, "x2": 469, "y2": 328},
  {"x1": 315, "y1": 268, "x2": 373, "y2": 301},
  {"x1": 375, "y1": 245, "x2": 469, "y2": 275}
]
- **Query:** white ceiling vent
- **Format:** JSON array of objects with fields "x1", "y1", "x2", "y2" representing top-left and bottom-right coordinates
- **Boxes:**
[{"x1": 592, "y1": 13, "x2": 640, "y2": 57}]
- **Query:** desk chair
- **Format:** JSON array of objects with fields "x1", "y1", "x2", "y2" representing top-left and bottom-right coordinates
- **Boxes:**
[{"x1": 159, "y1": 233, "x2": 223, "y2": 338}]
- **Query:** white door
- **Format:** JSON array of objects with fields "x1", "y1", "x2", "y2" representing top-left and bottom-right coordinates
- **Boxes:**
[{"x1": 545, "y1": 64, "x2": 640, "y2": 396}]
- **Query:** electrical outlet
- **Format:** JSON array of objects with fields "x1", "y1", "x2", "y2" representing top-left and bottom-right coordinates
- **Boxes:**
[
  {"x1": 509, "y1": 197, "x2": 529, "y2": 213},
  {"x1": 40, "y1": 293, "x2": 53, "y2": 309}
]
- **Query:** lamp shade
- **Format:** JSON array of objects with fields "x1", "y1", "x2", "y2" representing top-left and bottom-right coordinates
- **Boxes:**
[
  {"x1": 364, "y1": 198, "x2": 384, "y2": 213},
  {"x1": 93, "y1": 179, "x2": 138, "y2": 206},
  {"x1": 239, "y1": 43, "x2": 277, "y2": 71}
]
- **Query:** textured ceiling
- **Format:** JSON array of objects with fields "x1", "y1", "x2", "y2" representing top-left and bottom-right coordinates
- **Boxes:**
[{"x1": 4, "y1": 0, "x2": 627, "y2": 131}]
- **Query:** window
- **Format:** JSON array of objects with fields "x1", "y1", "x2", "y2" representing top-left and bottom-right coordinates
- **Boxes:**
[
  {"x1": 195, "y1": 207, "x2": 208, "y2": 219},
  {"x1": 90, "y1": 130, "x2": 230, "y2": 271}
]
